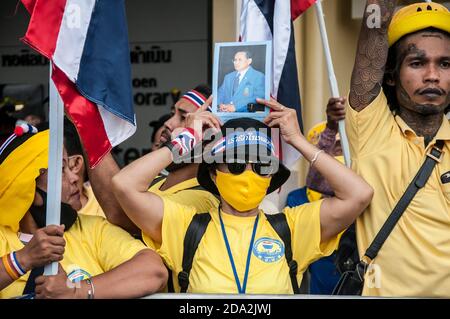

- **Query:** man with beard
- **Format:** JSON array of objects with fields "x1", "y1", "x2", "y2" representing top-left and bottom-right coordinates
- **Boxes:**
[
  {"x1": 0, "y1": 126, "x2": 167, "y2": 298},
  {"x1": 346, "y1": 1, "x2": 450, "y2": 296}
]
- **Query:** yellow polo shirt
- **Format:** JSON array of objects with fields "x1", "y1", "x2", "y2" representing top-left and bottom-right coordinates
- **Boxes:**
[
  {"x1": 0, "y1": 215, "x2": 149, "y2": 299},
  {"x1": 142, "y1": 177, "x2": 219, "y2": 250},
  {"x1": 141, "y1": 177, "x2": 219, "y2": 293},
  {"x1": 346, "y1": 90, "x2": 450, "y2": 297},
  {"x1": 77, "y1": 183, "x2": 105, "y2": 218},
  {"x1": 158, "y1": 198, "x2": 341, "y2": 294}
]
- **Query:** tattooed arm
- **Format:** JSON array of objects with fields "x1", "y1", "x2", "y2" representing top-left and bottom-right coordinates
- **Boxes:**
[{"x1": 349, "y1": 0, "x2": 397, "y2": 112}]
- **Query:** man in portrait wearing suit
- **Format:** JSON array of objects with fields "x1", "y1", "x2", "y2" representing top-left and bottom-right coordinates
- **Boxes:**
[{"x1": 218, "y1": 51, "x2": 265, "y2": 112}]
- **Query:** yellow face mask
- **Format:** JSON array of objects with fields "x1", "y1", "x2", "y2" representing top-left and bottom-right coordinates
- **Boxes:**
[{"x1": 215, "y1": 170, "x2": 272, "y2": 212}]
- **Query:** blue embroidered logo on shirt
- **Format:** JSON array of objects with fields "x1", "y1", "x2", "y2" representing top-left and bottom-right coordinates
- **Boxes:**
[{"x1": 253, "y1": 237, "x2": 284, "y2": 263}]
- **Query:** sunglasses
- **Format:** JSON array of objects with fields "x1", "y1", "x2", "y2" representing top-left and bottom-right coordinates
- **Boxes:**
[{"x1": 217, "y1": 162, "x2": 275, "y2": 177}]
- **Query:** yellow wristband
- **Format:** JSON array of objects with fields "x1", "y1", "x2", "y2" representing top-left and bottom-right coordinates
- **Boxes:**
[{"x1": 2, "y1": 254, "x2": 19, "y2": 280}]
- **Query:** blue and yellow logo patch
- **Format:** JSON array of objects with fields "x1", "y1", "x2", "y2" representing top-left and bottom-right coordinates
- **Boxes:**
[
  {"x1": 67, "y1": 268, "x2": 92, "y2": 283},
  {"x1": 253, "y1": 237, "x2": 284, "y2": 263}
]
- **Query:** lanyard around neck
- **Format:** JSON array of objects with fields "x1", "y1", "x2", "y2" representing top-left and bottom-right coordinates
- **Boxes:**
[{"x1": 218, "y1": 207, "x2": 259, "y2": 294}]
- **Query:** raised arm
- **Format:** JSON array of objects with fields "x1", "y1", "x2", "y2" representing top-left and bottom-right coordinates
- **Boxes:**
[
  {"x1": 306, "y1": 97, "x2": 346, "y2": 196},
  {"x1": 111, "y1": 147, "x2": 169, "y2": 244},
  {"x1": 88, "y1": 153, "x2": 140, "y2": 235},
  {"x1": 112, "y1": 97, "x2": 219, "y2": 244},
  {"x1": 260, "y1": 98, "x2": 373, "y2": 243},
  {"x1": 349, "y1": 0, "x2": 397, "y2": 112}
]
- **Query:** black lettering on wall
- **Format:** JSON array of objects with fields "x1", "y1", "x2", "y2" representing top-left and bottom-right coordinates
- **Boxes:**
[
  {"x1": 130, "y1": 45, "x2": 172, "y2": 64},
  {"x1": 1, "y1": 49, "x2": 49, "y2": 67}
]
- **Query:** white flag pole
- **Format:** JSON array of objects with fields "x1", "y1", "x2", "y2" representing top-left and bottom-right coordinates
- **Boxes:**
[
  {"x1": 44, "y1": 62, "x2": 64, "y2": 276},
  {"x1": 314, "y1": 0, "x2": 351, "y2": 167}
]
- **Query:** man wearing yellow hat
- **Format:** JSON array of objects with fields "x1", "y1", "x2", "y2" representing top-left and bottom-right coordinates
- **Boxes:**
[
  {"x1": 347, "y1": 1, "x2": 450, "y2": 296},
  {"x1": 0, "y1": 127, "x2": 168, "y2": 298}
]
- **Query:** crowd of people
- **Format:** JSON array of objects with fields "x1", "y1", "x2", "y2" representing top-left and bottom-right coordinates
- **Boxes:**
[{"x1": 0, "y1": 0, "x2": 449, "y2": 298}]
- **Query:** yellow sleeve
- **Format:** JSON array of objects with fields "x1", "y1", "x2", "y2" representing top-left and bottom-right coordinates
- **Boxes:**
[
  {"x1": 157, "y1": 197, "x2": 197, "y2": 270},
  {"x1": 93, "y1": 218, "x2": 149, "y2": 271},
  {"x1": 141, "y1": 191, "x2": 218, "y2": 251},
  {"x1": 170, "y1": 190, "x2": 219, "y2": 213},
  {"x1": 0, "y1": 227, "x2": 7, "y2": 255},
  {"x1": 284, "y1": 200, "x2": 342, "y2": 273},
  {"x1": 142, "y1": 232, "x2": 159, "y2": 250},
  {"x1": 345, "y1": 90, "x2": 396, "y2": 158}
]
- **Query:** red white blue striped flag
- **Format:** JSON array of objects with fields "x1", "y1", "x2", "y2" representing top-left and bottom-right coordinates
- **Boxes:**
[{"x1": 20, "y1": 0, "x2": 136, "y2": 167}]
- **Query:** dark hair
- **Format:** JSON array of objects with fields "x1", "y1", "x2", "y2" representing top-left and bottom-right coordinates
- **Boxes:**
[
  {"x1": 149, "y1": 113, "x2": 171, "y2": 143},
  {"x1": 63, "y1": 118, "x2": 83, "y2": 157},
  {"x1": 383, "y1": 27, "x2": 450, "y2": 113},
  {"x1": 192, "y1": 84, "x2": 212, "y2": 98},
  {"x1": 235, "y1": 51, "x2": 252, "y2": 60},
  {"x1": 63, "y1": 118, "x2": 88, "y2": 181}
]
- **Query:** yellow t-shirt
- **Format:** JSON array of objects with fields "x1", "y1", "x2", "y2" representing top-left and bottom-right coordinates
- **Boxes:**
[
  {"x1": 142, "y1": 177, "x2": 219, "y2": 250},
  {"x1": 0, "y1": 214, "x2": 149, "y2": 299},
  {"x1": 77, "y1": 183, "x2": 105, "y2": 218},
  {"x1": 158, "y1": 198, "x2": 340, "y2": 294},
  {"x1": 346, "y1": 90, "x2": 450, "y2": 297}
]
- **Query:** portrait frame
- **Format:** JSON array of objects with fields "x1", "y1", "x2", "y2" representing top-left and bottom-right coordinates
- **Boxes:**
[{"x1": 212, "y1": 41, "x2": 272, "y2": 123}]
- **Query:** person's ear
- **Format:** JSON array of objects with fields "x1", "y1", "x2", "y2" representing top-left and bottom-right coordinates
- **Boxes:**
[
  {"x1": 69, "y1": 155, "x2": 84, "y2": 174},
  {"x1": 384, "y1": 72, "x2": 396, "y2": 86}
]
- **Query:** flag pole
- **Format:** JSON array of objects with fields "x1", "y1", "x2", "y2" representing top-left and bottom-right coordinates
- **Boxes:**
[
  {"x1": 314, "y1": 0, "x2": 351, "y2": 167},
  {"x1": 44, "y1": 63, "x2": 64, "y2": 276}
]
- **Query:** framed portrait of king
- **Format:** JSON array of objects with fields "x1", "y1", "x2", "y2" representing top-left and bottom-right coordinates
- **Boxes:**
[{"x1": 212, "y1": 41, "x2": 272, "y2": 123}]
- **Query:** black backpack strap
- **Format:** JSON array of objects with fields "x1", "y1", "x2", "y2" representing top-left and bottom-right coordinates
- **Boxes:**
[
  {"x1": 149, "y1": 175, "x2": 166, "y2": 188},
  {"x1": 178, "y1": 213, "x2": 211, "y2": 293},
  {"x1": 265, "y1": 213, "x2": 300, "y2": 294},
  {"x1": 22, "y1": 266, "x2": 44, "y2": 296},
  {"x1": 180, "y1": 185, "x2": 206, "y2": 192},
  {"x1": 363, "y1": 140, "x2": 444, "y2": 262}
]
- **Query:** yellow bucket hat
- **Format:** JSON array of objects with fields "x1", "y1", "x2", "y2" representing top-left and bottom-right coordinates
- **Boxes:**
[
  {"x1": 388, "y1": 2, "x2": 450, "y2": 47},
  {"x1": 306, "y1": 187, "x2": 323, "y2": 202},
  {"x1": 307, "y1": 121, "x2": 341, "y2": 145},
  {"x1": 0, "y1": 129, "x2": 49, "y2": 231},
  {"x1": 307, "y1": 122, "x2": 326, "y2": 146}
]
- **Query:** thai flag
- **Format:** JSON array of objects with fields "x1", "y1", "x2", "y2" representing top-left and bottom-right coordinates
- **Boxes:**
[
  {"x1": 20, "y1": 0, "x2": 136, "y2": 167},
  {"x1": 240, "y1": 0, "x2": 315, "y2": 166}
]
